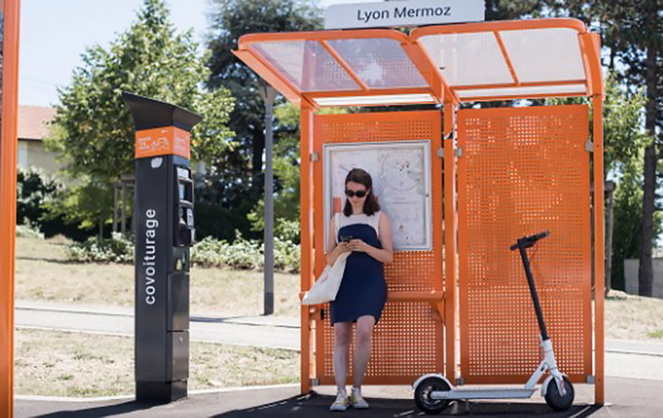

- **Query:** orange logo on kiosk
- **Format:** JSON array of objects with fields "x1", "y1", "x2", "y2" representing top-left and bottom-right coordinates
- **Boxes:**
[{"x1": 135, "y1": 126, "x2": 191, "y2": 159}]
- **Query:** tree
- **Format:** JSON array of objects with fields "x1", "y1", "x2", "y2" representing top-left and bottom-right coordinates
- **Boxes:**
[
  {"x1": 544, "y1": 1, "x2": 663, "y2": 294},
  {"x1": 602, "y1": 74, "x2": 655, "y2": 290},
  {"x1": 544, "y1": 0, "x2": 663, "y2": 296},
  {"x1": 206, "y1": 0, "x2": 322, "y2": 222},
  {"x1": 484, "y1": 0, "x2": 545, "y2": 20},
  {"x1": 245, "y1": 103, "x2": 347, "y2": 242},
  {"x1": 47, "y1": 0, "x2": 234, "y2": 236}
]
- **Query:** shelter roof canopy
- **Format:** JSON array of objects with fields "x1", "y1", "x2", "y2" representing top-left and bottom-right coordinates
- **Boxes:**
[{"x1": 234, "y1": 18, "x2": 600, "y2": 108}]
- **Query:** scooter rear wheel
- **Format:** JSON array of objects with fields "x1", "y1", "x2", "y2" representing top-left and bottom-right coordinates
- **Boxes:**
[
  {"x1": 544, "y1": 376, "x2": 574, "y2": 411},
  {"x1": 414, "y1": 376, "x2": 451, "y2": 414}
]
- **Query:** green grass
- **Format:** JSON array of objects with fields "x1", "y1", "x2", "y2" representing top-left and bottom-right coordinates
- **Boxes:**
[
  {"x1": 647, "y1": 330, "x2": 663, "y2": 339},
  {"x1": 605, "y1": 290, "x2": 663, "y2": 341},
  {"x1": 15, "y1": 236, "x2": 300, "y2": 318},
  {"x1": 15, "y1": 328, "x2": 298, "y2": 397}
]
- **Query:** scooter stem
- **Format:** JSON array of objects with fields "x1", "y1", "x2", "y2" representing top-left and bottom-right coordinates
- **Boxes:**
[{"x1": 517, "y1": 242, "x2": 549, "y2": 341}]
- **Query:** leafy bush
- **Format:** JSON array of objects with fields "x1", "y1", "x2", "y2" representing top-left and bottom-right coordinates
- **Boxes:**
[
  {"x1": 15, "y1": 221, "x2": 44, "y2": 240},
  {"x1": 62, "y1": 230, "x2": 300, "y2": 272},
  {"x1": 191, "y1": 233, "x2": 262, "y2": 270},
  {"x1": 17, "y1": 167, "x2": 95, "y2": 241},
  {"x1": 271, "y1": 236, "x2": 300, "y2": 272},
  {"x1": 275, "y1": 219, "x2": 301, "y2": 244},
  {"x1": 17, "y1": 168, "x2": 62, "y2": 227},
  {"x1": 191, "y1": 232, "x2": 300, "y2": 272},
  {"x1": 64, "y1": 233, "x2": 134, "y2": 263}
]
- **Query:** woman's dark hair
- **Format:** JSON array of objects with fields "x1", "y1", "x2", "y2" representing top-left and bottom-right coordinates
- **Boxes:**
[{"x1": 343, "y1": 168, "x2": 380, "y2": 217}]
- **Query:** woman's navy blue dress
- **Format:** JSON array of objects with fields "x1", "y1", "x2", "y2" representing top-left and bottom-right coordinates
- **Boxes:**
[{"x1": 330, "y1": 213, "x2": 388, "y2": 324}]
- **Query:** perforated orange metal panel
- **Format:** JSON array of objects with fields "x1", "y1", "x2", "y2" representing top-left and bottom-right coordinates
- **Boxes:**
[
  {"x1": 457, "y1": 105, "x2": 592, "y2": 384},
  {"x1": 311, "y1": 111, "x2": 444, "y2": 385},
  {"x1": 317, "y1": 302, "x2": 444, "y2": 385}
]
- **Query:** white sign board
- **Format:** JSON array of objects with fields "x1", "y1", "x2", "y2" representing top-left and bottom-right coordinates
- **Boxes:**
[
  {"x1": 323, "y1": 141, "x2": 432, "y2": 251},
  {"x1": 325, "y1": 0, "x2": 485, "y2": 30}
]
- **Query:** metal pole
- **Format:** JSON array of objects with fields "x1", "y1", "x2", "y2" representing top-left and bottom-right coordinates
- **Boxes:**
[
  {"x1": 121, "y1": 181, "x2": 126, "y2": 235},
  {"x1": 263, "y1": 84, "x2": 277, "y2": 315},
  {"x1": 113, "y1": 183, "x2": 118, "y2": 233},
  {"x1": 604, "y1": 181, "x2": 615, "y2": 296}
]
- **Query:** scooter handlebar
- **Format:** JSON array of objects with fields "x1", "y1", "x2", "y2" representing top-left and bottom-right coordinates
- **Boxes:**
[{"x1": 509, "y1": 231, "x2": 549, "y2": 251}]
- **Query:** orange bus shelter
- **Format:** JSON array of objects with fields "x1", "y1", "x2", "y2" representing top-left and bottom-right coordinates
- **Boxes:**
[
  {"x1": 233, "y1": 18, "x2": 605, "y2": 404},
  {"x1": 0, "y1": 14, "x2": 605, "y2": 416}
]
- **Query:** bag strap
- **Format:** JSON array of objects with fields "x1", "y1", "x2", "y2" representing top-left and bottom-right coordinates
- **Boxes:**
[{"x1": 334, "y1": 212, "x2": 340, "y2": 244}]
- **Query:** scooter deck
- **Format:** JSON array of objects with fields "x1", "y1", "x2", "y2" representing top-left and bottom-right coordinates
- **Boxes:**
[{"x1": 431, "y1": 388, "x2": 536, "y2": 400}]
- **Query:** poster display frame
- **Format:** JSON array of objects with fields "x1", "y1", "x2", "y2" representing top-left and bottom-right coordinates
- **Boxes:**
[{"x1": 322, "y1": 140, "x2": 433, "y2": 252}]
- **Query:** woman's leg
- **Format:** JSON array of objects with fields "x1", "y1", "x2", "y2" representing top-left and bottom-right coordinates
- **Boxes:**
[
  {"x1": 353, "y1": 315, "x2": 376, "y2": 388},
  {"x1": 333, "y1": 322, "x2": 352, "y2": 394}
]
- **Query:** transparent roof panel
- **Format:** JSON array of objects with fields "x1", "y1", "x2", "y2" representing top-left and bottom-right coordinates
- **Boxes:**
[
  {"x1": 455, "y1": 83, "x2": 586, "y2": 99},
  {"x1": 326, "y1": 38, "x2": 428, "y2": 89},
  {"x1": 418, "y1": 32, "x2": 513, "y2": 86},
  {"x1": 314, "y1": 93, "x2": 435, "y2": 107},
  {"x1": 500, "y1": 28, "x2": 586, "y2": 83},
  {"x1": 250, "y1": 41, "x2": 359, "y2": 92}
]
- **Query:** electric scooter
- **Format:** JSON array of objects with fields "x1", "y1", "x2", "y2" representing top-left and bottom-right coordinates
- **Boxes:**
[{"x1": 413, "y1": 231, "x2": 575, "y2": 414}]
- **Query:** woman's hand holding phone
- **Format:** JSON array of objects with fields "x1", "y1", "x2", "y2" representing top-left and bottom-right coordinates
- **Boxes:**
[
  {"x1": 348, "y1": 239, "x2": 368, "y2": 252},
  {"x1": 337, "y1": 235, "x2": 353, "y2": 253},
  {"x1": 337, "y1": 236, "x2": 369, "y2": 253}
]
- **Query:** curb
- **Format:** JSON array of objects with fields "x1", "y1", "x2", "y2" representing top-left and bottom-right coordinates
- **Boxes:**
[
  {"x1": 15, "y1": 303, "x2": 299, "y2": 328},
  {"x1": 604, "y1": 348, "x2": 663, "y2": 358}
]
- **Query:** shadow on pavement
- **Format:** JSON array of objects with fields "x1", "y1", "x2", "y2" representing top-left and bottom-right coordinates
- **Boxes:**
[
  {"x1": 15, "y1": 256, "x2": 75, "y2": 264},
  {"x1": 33, "y1": 400, "x2": 161, "y2": 418},
  {"x1": 213, "y1": 392, "x2": 603, "y2": 417}
]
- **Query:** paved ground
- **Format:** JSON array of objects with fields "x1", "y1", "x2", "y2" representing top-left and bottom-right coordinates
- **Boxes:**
[
  {"x1": 15, "y1": 377, "x2": 663, "y2": 417},
  {"x1": 13, "y1": 300, "x2": 663, "y2": 417}
]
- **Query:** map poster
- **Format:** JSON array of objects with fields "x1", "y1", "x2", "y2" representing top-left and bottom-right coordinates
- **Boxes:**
[{"x1": 323, "y1": 141, "x2": 432, "y2": 251}]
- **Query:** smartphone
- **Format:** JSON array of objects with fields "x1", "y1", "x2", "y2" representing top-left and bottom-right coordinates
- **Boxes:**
[{"x1": 340, "y1": 235, "x2": 353, "y2": 243}]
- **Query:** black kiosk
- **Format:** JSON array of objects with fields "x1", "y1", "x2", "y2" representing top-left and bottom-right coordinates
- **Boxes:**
[{"x1": 123, "y1": 92, "x2": 202, "y2": 403}]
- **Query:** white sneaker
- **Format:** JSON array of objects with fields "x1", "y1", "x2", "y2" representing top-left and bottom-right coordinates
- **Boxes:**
[
  {"x1": 350, "y1": 388, "x2": 369, "y2": 409},
  {"x1": 329, "y1": 392, "x2": 349, "y2": 412}
]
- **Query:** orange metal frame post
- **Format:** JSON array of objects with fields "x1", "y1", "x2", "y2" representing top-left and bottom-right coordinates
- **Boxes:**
[
  {"x1": 0, "y1": 0, "x2": 21, "y2": 416},
  {"x1": 443, "y1": 102, "x2": 457, "y2": 382},
  {"x1": 581, "y1": 31, "x2": 605, "y2": 405},
  {"x1": 299, "y1": 104, "x2": 315, "y2": 393},
  {"x1": 299, "y1": 103, "x2": 316, "y2": 394},
  {"x1": 587, "y1": 34, "x2": 605, "y2": 406},
  {"x1": 593, "y1": 96, "x2": 605, "y2": 405}
]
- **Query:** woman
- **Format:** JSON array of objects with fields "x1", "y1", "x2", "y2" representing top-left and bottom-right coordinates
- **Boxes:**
[{"x1": 325, "y1": 168, "x2": 393, "y2": 412}]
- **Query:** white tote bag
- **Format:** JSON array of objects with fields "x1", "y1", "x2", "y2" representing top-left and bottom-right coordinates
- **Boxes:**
[{"x1": 302, "y1": 252, "x2": 349, "y2": 305}]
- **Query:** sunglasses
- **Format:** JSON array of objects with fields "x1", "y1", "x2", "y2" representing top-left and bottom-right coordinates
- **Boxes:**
[{"x1": 345, "y1": 189, "x2": 367, "y2": 198}]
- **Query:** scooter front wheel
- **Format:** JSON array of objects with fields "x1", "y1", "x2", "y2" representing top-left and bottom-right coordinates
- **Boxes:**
[
  {"x1": 414, "y1": 376, "x2": 451, "y2": 414},
  {"x1": 544, "y1": 376, "x2": 574, "y2": 411}
]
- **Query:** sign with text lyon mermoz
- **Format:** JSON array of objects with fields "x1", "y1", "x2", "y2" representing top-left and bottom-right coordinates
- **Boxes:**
[{"x1": 325, "y1": 0, "x2": 485, "y2": 30}]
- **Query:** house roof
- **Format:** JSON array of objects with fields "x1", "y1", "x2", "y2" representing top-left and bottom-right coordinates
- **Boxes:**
[{"x1": 19, "y1": 105, "x2": 56, "y2": 140}]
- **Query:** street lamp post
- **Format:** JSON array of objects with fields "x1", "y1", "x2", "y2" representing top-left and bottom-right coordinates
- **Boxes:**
[{"x1": 261, "y1": 83, "x2": 277, "y2": 315}]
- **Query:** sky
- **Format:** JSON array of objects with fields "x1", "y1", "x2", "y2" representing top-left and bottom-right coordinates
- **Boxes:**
[{"x1": 19, "y1": 0, "x2": 373, "y2": 107}]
